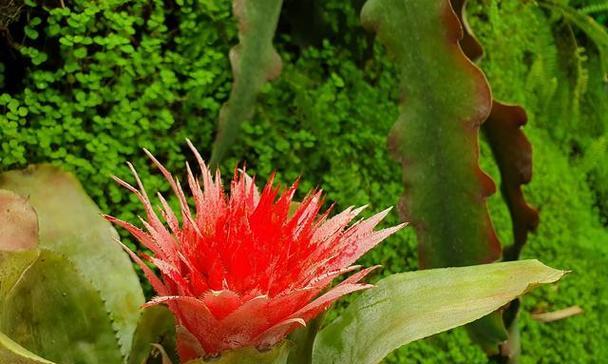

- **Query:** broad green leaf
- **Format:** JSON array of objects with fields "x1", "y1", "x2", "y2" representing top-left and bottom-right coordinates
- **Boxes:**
[
  {"x1": 185, "y1": 343, "x2": 290, "y2": 364},
  {"x1": 128, "y1": 306, "x2": 176, "y2": 364},
  {"x1": 449, "y1": 1, "x2": 539, "y2": 263},
  {"x1": 209, "y1": 0, "x2": 284, "y2": 166},
  {"x1": 360, "y1": 0, "x2": 500, "y2": 273},
  {"x1": 360, "y1": 0, "x2": 506, "y2": 351},
  {"x1": 450, "y1": 1, "x2": 538, "y2": 353},
  {"x1": 311, "y1": 260, "x2": 565, "y2": 364},
  {"x1": 1, "y1": 250, "x2": 123, "y2": 363},
  {"x1": 0, "y1": 250, "x2": 39, "y2": 310},
  {"x1": 0, "y1": 165, "x2": 145, "y2": 357},
  {"x1": 0, "y1": 331, "x2": 54, "y2": 364}
]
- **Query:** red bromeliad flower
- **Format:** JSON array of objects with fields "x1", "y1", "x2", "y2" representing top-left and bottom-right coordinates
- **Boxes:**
[{"x1": 105, "y1": 141, "x2": 405, "y2": 360}]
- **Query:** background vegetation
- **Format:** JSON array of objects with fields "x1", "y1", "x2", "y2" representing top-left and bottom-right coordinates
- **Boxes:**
[{"x1": 1, "y1": 0, "x2": 606, "y2": 362}]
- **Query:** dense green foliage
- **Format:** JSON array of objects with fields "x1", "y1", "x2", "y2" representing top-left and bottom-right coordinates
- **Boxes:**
[{"x1": 1, "y1": 0, "x2": 606, "y2": 362}]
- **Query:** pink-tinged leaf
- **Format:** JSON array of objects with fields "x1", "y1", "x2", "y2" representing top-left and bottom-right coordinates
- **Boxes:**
[
  {"x1": 0, "y1": 165, "x2": 144, "y2": 357},
  {"x1": 0, "y1": 190, "x2": 38, "y2": 252}
]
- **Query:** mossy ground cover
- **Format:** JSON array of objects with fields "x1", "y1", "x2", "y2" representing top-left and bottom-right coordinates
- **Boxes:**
[{"x1": 1, "y1": 0, "x2": 606, "y2": 362}]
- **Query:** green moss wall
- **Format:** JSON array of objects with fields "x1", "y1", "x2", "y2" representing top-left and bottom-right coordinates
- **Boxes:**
[{"x1": 1, "y1": 0, "x2": 606, "y2": 362}]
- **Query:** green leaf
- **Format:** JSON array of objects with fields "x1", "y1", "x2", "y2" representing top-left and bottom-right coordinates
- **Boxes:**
[
  {"x1": 24, "y1": 27, "x2": 39, "y2": 40},
  {"x1": 128, "y1": 306, "x2": 176, "y2": 364},
  {"x1": 0, "y1": 165, "x2": 145, "y2": 358},
  {"x1": 465, "y1": 308, "x2": 508, "y2": 353},
  {"x1": 286, "y1": 314, "x2": 324, "y2": 364},
  {"x1": 185, "y1": 343, "x2": 290, "y2": 364},
  {"x1": 311, "y1": 260, "x2": 565, "y2": 364},
  {"x1": 0, "y1": 250, "x2": 39, "y2": 310},
  {"x1": 150, "y1": 344, "x2": 174, "y2": 364},
  {"x1": 1, "y1": 250, "x2": 123, "y2": 363},
  {"x1": 0, "y1": 331, "x2": 55, "y2": 364},
  {"x1": 209, "y1": 0, "x2": 284, "y2": 166},
  {"x1": 360, "y1": 0, "x2": 500, "y2": 269},
  {"x1": 17, "y1": 107, "x2": 28, "y2": 117},
  {"x1": 360, "y1": 0, "x2": 514, "y2": 352},
  {"x1": 31, "y1": 52, "x2": 48, "y2": 66},
  {"x1": 74, "y1": 47, "x2": 88, "y2": 59},
  {"x1": 450, "y1": 1, "x2": 538, "y2": 353},
  {"x1": 451, "y1": 1, "x2": 538, "y2": 262}
]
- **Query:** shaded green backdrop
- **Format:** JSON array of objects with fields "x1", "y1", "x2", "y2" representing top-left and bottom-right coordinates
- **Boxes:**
[{"x1": 1, "y1": 0, "x2": 607, "y2": 362}]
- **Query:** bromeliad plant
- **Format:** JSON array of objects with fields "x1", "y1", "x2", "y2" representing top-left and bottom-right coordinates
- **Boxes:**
[
  {"x1": 104, "y1": 141, "x2": 406, "y2": 360},
  {"x1": 0, "y1": 145, "x2": 566, "y2": 364}
]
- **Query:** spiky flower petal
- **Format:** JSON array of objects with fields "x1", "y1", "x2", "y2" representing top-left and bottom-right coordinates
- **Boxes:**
[{"x1": 106, "y1": 142, "x2": 405, "y2": 360}]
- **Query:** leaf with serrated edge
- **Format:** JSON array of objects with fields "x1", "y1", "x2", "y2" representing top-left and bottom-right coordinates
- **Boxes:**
[
  {"x1": 0, "y1": 250, "x2": 39, "y2": 312},
  {"x1": 0, "y1": 165, "x2": 145, "y2": 358},
  {"x1": 312, "y1": 260, "x2": 565, "y2": 364},
  {"x1": 128, "y1": 306, "x2": 176, "y2": 364},
  {"x1": 449, "y1": 0, "x2": 539, "y2": 263},
  {"x1": 1, "y1": 250, "x2": 124, "y2": 363}
]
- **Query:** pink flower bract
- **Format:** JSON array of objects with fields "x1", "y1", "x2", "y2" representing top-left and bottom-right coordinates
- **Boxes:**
[{"x1": 106, "y1": 142, "x2": 405, "y2": 360}]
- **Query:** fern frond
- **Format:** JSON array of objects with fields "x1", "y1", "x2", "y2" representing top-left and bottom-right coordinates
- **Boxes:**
[
  {"x1": 538, "y1": 0, "x2": 608, "y2": 80},
  {"x1": 572, "y1": 46, "x2": 589, "y2": 126},
  {"x1": 580, "y1": 1, "x2": 608, "y2": 15}
]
